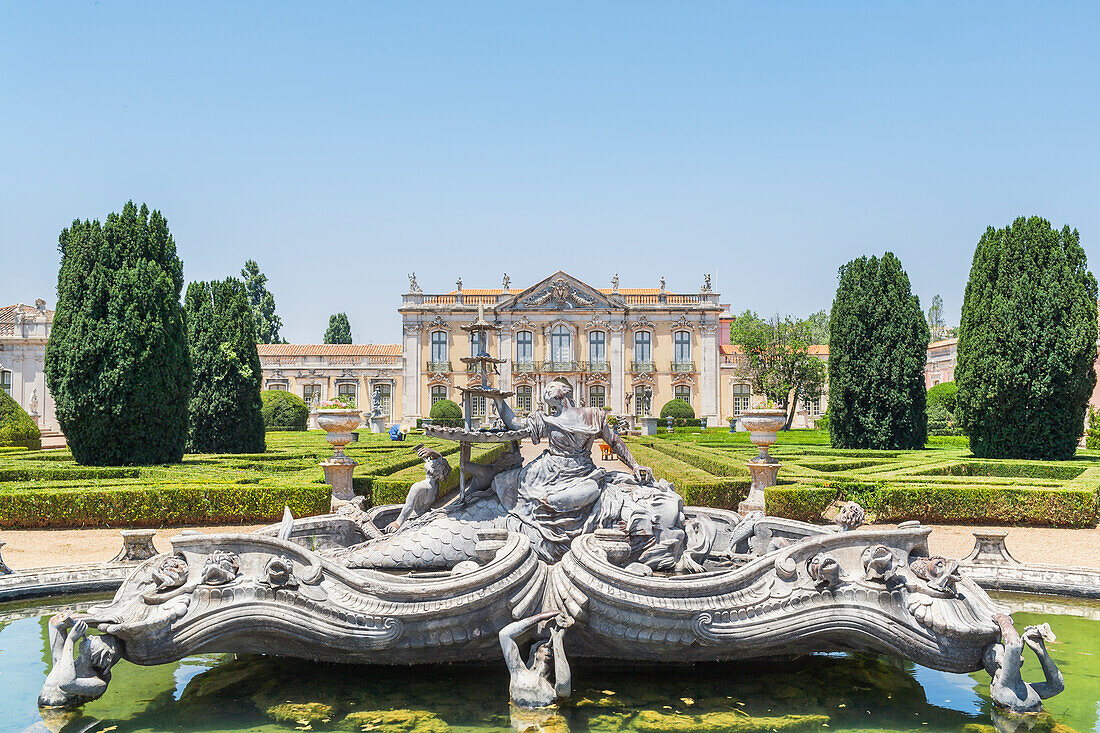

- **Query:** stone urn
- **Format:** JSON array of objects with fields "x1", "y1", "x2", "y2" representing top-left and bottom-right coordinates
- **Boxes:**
[
  {"x1": 317, "y1": 408, "x2": 361, "y2": 508},
  {"x1": 738, "y1": 408, "x2": 786, "y2": 514}
]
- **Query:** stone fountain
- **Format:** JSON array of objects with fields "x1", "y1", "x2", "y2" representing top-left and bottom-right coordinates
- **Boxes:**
[{"x1": 38, "y1": 379, "x2": 1066, "y2": 716}]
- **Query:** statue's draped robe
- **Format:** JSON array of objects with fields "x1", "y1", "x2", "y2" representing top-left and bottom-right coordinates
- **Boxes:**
[{"x1": 494, "y1": 408, "x2": 684, "y2": 562}]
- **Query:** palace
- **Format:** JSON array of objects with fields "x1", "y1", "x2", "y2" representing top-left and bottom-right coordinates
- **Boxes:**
[{"x1": 399, "y1": 271, "x2": 724, "y2": 424}]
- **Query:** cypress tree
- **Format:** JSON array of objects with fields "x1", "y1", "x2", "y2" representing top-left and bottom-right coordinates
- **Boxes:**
[
  {"x1": 828, "y1": 252, "x2": 929, "y2": 449},
  {"x1": 185, "y1": 278, "x2": 266, "y2": 453},
  {"x1": 45, "y1": 202, "x2": 191, "y2": 465},
  {"x1": 324, "y1": 312, "x2": 352, "y2": 344},
  {"x1": 956, "y1": 217, "x2": 1097, "y2": 459}
]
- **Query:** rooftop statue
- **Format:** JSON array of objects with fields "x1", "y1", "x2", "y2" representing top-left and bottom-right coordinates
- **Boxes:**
[{"x1": 38, "y1": 383, "x2": 1066, "y2": 717}]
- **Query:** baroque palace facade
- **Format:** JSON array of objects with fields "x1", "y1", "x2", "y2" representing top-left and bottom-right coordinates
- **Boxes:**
[{"x1": 399, "y1": 271, "x2": 724, "y2": 423}]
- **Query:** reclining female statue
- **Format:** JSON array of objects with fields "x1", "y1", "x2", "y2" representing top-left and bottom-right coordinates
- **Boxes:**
[{"x1": 341, "y1": 380, "x2": 712, "y2": 572}]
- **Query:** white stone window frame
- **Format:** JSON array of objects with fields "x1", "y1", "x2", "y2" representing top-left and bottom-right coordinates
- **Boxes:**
[
  {"x1": 732, "y1": 383, "x2": 751, "y2": 416},
  {"x1": 632, "y1": 329, "x2": 653, "y2": 364},
  {"x1": 514, "y1": 330, "x2": 534, "y2": 365},
  {"x1": 548, "y1": 322, "x2": 574, "y2": 365},
  {"x1": 588, "y1": 384, "x2": 607, "y2": 409},
  {"x1": 430, "y1": 330, "x2": 449, "y2": 364},
  {"x1": 514, "y1": 384, "x2": 534, "y2": 413},
  {"x1": 674, "y1": 384, "x2": 692, "y2": 405},
  {"x1": 587, "y1": 329, "x2": 607, "y2": 365},
  {"x1": 673, "y1": 330, "x2": 692, "y2": 363}
]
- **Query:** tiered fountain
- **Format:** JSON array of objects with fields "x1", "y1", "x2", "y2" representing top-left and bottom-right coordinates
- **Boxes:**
[{"x1": 422, "y1": 305, "x2": 528, "y2": 498}]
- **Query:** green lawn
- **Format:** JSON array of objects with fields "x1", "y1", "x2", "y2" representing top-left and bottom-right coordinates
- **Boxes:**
[
  {"x1": 627, "y1": 428, "x2": 1100, "y2": 527},
  {"x1": 0, "y1": 431, "x2": 505, "y2": 529}
]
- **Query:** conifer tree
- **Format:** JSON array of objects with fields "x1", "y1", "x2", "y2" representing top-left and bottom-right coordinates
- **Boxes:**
[
  {"x1": 956, "y1": 217, "x2": 1097, "y2": 459},
  {"x1": 324, "y1": 313, "x2": 352, "y2": 344},
  {"x1": 45, "y1": 202, "x2": 191, "y2": 465},
  {"x1": 828, "y1": 252, "x2": 929, "y2": 449},
  {"x1": 185, "y1": 278, "x2": 266, "y2": 453},
  {"x1": 241, "y1": 260, "x2": 285, "y2": 344}
]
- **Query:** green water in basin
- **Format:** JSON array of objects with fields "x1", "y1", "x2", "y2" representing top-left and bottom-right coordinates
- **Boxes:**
[{"x1": 1, "y1": 593, "x2": 1096, "y2": 733}]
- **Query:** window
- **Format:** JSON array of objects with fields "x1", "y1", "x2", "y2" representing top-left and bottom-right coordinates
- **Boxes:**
[
  {"x1": 634, "y1": 331, "x2": 651, "y2": 363},
  {"x1": 515, "y1": 330, "x2": 533, "y2": 367},
  {"x1": 470, "y1": 330, "x2": 486, "y2": 357},
  {"x1": 674, "y1": 331, "x2": 691, "y2": 364},
  {"x1": 733, "y1": 384, "x2": 751, "y2": 416},
  {"x1": 634, "y1": 386, "x2": 652, "y2": 416},
  {"x1": 267, "y1": 382, "x2": 288, "y2": 391},
  {"x1": 550, "y1": 325, "x2": 572, "y2": 365},
  {"x1": 675, "y1": 385, "x2": 690, "y2": 404},
  {"x1": 589, "y1": 385, "x2": 606, "y2": 409},
  {"x1": 588, "y1": 330, "x2": 606, "y2": 364},
  {"x1": 374, "y1": 383, "x2": 392, "y2": 419},
  {"x1": 430, "y1": 331, "x2": 448, "y2": 364},
  {"x1": 471, "y1": 394, "x2": 486, "y2": 417},
  {"x1": 0, "y1": 370, "x2": 9, "y2": 396},
  {"x1": 515, "y1": 384, "x2": 533, "y2": 412},
  {"x1": 802, "y1": 395, "x2": 823, "y2": 416},
  {"x1": 431, "y1": 385, "x2": 447, "y2": 405},
  {"x1": 302, "y1": 384, "x2": 322, "y2": 407},
  {"x1": 337, "y1": 383, "x2": 357, "y2": 406}
]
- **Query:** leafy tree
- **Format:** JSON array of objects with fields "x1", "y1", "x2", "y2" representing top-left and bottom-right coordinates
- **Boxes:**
[
  {"x1": 926, "y1": 294, "x2": 946, "y2": 342},
  {"x1": 926, "y1": 381, "x2": 958, "y2": 414},
  {"x1": 955, "y1": 217, "x2": 1097, "y2": 459},
  {"x1": 0, "y1": 391, "x2": 41, "y2": 449},
  {"x1": 729, "y1": 311, "x2": 826, "y2": 429},
  {"x1": 659, "y1": 398, "x2": 695, "y2": 419},
  {"x1": 241, "y1": 260, "x2": 285, "y2": 344},
  {"x1": 828, "y1": 252, "x2": 929, "y2": 449},
  {"x1": 1087, "y1": 406, "x2": 1100, "y2": 450},
  {"x1": 185, "y1": 278, "x2": 266, "y2": 453},
  {"x1": 261, "y1": 390, "x2": 310, "y2": 431},
  {"x1": 806, "y1": 309, "x2": 830, "y2": 345},
  {"x1": 324, "y1": 312, "x2": 352, "y2": 344},
  {"x1": 45, "y1": 202, "x2": 191, "y2": 465}
]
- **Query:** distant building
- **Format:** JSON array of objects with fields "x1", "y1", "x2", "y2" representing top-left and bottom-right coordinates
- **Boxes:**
[
  {"x1": 925, "y1": 338, "x2": 958, "y2": 388},
  {"x1": 0, "y1": 300, "x2": 59, "y2": 432}
]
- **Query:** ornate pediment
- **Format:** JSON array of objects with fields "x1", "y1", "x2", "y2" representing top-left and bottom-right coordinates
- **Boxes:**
[
  {"x1": 508, "y1": 315, "x2": 536, "y2": 332},
  {"x1": 422, "y1": 315, "x2": 451, "y2": 332},
  {"x1": 672, "y1": 314, "x2": 696, "y2": 331},
  {"x1": 629, "y1": 315, "x2": 654, "y2": 332},
  {"x1": 500, "y1": 271, "x2": 622, "y2": 312}
]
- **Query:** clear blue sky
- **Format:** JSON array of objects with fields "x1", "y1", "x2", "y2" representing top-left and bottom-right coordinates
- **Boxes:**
[{"x1": 2, "y1": 2, "x2": 1097, "y2": 343}]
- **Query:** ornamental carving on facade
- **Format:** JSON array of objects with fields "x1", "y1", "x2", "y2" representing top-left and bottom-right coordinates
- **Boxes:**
[
  {"x1": 508, "y1": 315, "x2": 536, "y2": 332},
  {"x1": 671, "y1": 373, "x2": 697, "y2": 387},
  {"x1": 584, "y1": 314, "x2": 610, "y2": 332},
  {"x1": 672, "y1": 314, "x2": 696, "y2": 331},
  {"x1": 700, "y1": 318, "x2": 719, "y2": 334},
  {"x1": 628, "y1": 315, "x2": 654, "y2": 332},
  {"x1": 423, "y1": 315, "x2": 451, "y2": 332},
  {"x1": 522, "y1": 276, "x2": 598, "y2": 309}
]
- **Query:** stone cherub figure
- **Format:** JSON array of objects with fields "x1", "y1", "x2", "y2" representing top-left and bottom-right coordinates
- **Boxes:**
[
  {"x1": 39, "y1": 614, "x2": 123, "y2": 708},
  {"x1": 499, "y1": 610, "x2": 571, "y2": 708},
  {"x1": 387, "y1": 444, "x2": 452, "y2": 532},
  {"x1": 985, "y1": 614, "x2": 1063, "y2": 714}
]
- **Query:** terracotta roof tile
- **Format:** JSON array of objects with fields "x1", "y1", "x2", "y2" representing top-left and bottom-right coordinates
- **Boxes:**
[
  {"x1": 928, "y1": 338, "x2": 958, "y2": 348},
  {"x1": 257, "y1": 344, "x2": 402, "y2": 356}
]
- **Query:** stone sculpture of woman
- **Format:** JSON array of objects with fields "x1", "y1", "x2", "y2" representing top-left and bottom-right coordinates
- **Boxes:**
[{"x1": 499, "y1": 610, "x2": 571, "y2": 708}]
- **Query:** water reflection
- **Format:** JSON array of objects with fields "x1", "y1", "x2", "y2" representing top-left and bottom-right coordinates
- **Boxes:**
[{"x1": 0, "y1": 593, "x2": 1095, "y2": 733}]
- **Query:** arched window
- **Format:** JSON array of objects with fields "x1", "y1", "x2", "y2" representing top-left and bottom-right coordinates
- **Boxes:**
[
  {"x1": 633, "y1": 331, "x2": 652, "y2": 371},
  {"x1": 674, "y1": 385, "x2": 691, "y2": 404},
  {"x1": 430, "y1": 385, "x2": 447, "y2": 405},
  {"x1": 337, "y1": 382, "x2": 358, "y2": 406},
  {"x1": 302, "y1": 384, "x2": 322, "y2": 407},
  {"x1": 430, "y1": 331, "x2": 448, "y2": 368},
  {"x1": 589, "y1": 385, "x2": 606, "y2": 409},
  {"x1": 673, "y1": 331, "x2": 692, "y2": 370},
  {"x1": 588, "y1": 330, "x2": 606, "y2": 371},
  {"x1": 550, "y1": 325, "x2": 572, "y2": 367},
  {"x1": 470, "y1": 330, "x2": 485, "y2": 357},
  {"x1": 515, "y1": 330, "x2": 533, "y2": 368},
  {"x1": 634, "y1": 385, "x2": 652, "y2": 416},
  {"x1": 372, "y1": 383, "x2": 392, "y2": 419},
  {"x1": 515, "y1": 384, "x2": 533, "y2": 412}
]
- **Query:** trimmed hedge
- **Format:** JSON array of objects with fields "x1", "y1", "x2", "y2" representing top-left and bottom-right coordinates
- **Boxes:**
[
  {"x1": 261, "y1": 390, "x2": 309, "y2": 431},
  {"x1": 764, "y1": 487, "x2": 837, "y2": 523},
  {"x1": 871, "y1": 485, "x2": 1097, "y2": 528},
  {"x1": 0, "y1": 391, "x2": 41, "y2": 450},
  {"x1": 627, "y1": 443, "x2": 749, "y2": 509},
  {"x1": 0, "y1": 483, "x2": 330, "y2": 528}
]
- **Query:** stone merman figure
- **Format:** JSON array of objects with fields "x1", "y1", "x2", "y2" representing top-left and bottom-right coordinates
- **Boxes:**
[
  {"x1": 985, "y1": 614, "x2": 1063, "y2": 714},
  {"x1": 499, "y1": 610, "x2": 571, "y2": 709},
  {"x1": 386, "y1": 445, "x2": 452, "y2": 532},
  {"x1": 39, "y1": 614, "x2": 122, "y2": 708}
]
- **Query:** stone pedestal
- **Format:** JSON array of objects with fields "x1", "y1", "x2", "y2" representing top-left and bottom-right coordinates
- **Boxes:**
[
  {"x1": 111, "y1": 529, "x2": 159, "y2": 563},
  {"x1": 316, "y1": 409, "x2": 362, "y2": 510},
  {"x1": 308, "y1": 409, "x2": 320, "y2": 430},
  {"x1": 641, "y1": 417, "x2": 659, "y2": 436},
  {"x1": 0, "y1": 540, "x2": 12, "y2": 575},
  {"x1": 370, "y1": 416, "x2": 386, "y2": 434},
  {"x1": 322, "y1": 458, "x2": 357, "y2": 507},
  {"x1": 963, "y1": 530, "x2": 1020, "y2": 566},
  {"x1": 739, "y1": 461, "x2": 780, "y2": 514}
]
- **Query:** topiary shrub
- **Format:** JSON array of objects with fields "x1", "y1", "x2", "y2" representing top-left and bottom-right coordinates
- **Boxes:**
[
  {"x1": 660, "y1": 399, "x2": 695, "y2": 420},
  {"x1": 926, "y1": 382, "x2": 958, "y2": 414},
  {"x1": 927, "y1": 401, "x2": 963, "y2": 437},
  {"x1": 185, "y1": 278, "x2": 266, "y2": 453},
  {"x1": 45, "y1": 201, "x2": 192, "y2": 465},
  {"x1": 828, "y1": 252, "x2": 929, "y2": 450},
  {"x1": 1087, "y1": 406, "x2": 1100, "y2": 450},
  {"x1": 0, "y1": 391, "x2": 41, "y2": 450},
  {"x1": 956, "y1": 217, "x2": 1098, "y2": 459},
  {"x1": 429, "y1": 398, "x2": 463, "y2": 427},
  {"x1": 261, "y1": 390, "x2": 309, "y2": 431}
]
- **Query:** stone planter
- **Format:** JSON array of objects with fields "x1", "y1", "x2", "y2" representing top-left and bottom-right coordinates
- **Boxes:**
[
  {"x1": 641, "y1": 417, "x2": 659, "y2": 436},
  {"x1": 738, "y1": 408, "x2": 787, "y2": 515},
  {"x1": 317, "y1": 409, "x2": 361, "y2": 508}
]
